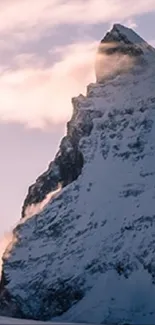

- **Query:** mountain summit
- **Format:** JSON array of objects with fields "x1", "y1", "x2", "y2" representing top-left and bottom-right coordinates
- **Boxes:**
[
  {"x1": 95, "y1": 24, "x2": 155, "y2": 82},
  {"x1": 1, "y1": 25, "x2": 155, "y2": 324},
  {"x1": 102, "y1": 24, "x2": 152, "y2": 49}
]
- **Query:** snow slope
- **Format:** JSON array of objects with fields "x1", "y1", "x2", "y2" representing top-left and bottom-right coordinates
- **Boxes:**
[
  {"x1": 0, "y1": 317, "x2": 87, "y2": 325},
  {"x1": 0, "y1": 316, "x2": 52, "y2": 324},
  {"x1": 1, "y1": 24, "x2": 155, "y2": 325}
]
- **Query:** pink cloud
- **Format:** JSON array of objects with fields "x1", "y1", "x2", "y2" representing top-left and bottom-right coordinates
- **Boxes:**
[
  {"x1": 0, "y1": 0, "x2": 154, "y2": 42},
  {"x1": 0, "y1": 41, "x2": 97, "y2": 129},
  {"x1": 0, "y1": 232, "x2": 14, "y2": 274}
]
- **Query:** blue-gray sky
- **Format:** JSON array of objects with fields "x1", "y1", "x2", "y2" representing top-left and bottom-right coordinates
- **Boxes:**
[{"x1": 0, "y1": 0, "x2": 155, "y2": 247}]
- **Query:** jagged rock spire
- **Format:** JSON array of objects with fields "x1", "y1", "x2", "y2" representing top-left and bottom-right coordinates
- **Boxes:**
[{"x1": 95, "y1": 24, "x2": 154, "y2": 82}]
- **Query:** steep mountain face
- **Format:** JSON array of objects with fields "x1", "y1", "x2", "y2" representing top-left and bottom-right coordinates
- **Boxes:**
[
  {"x1": 22, "y1": 98, "x2": 102, "y2": 219},
  {"x1": 1, "y1": 24, "x2": 155, "y2": 325}
]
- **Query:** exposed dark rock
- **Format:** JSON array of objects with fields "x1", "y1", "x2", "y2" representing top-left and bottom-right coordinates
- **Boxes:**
[
  {"x1": 95, "y1": 24, "x2": 145, "y2": 82},
  {"x1": 22, "y1": 103, "x2": 102, "y2": 218}
]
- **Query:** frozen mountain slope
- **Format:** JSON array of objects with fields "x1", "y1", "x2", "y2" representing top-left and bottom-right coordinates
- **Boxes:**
[
  {"x1": 1, "y1": 25, "x2": 155, "y2": 324},
  {"x1": 0, "y1": 316, "x2": 90, "y2": 325}
]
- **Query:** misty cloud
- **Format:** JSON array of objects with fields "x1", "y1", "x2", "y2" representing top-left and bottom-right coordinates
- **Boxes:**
[
  {"x1": 0, "y1": 42, "x2": 97, "y2": 129},
  {"x1": 0, "y1": 0, "x2": 154, "y2": 45}
]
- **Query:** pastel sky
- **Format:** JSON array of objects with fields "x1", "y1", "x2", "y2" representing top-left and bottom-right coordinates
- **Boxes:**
[{"x1": 0, "y1": 0, "x2": 155, "y2": 253}]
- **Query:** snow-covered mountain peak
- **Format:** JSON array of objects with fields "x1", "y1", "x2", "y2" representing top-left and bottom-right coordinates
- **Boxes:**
[
  {"x1": 1, "y1": 26, "x2": 155, "y2": 325},
  {"x1": 95, "y1": 24, "x2": 155, "y2": 82},
  {"x1": 103, "y1": 23, "x2": 154, "y2": 52},
  {"x1": 108, "y1": 24, "x2": 147, "y2": 45}
]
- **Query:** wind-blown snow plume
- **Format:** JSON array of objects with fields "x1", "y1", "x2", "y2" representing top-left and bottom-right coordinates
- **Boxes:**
[
  {"x1": 95, "y1": 42, "x2": 135, "y2": 81},
  {"x1": 23, "y1": 183, "x2": 62, "y2": 220},
  {"x1": 0, "y1": 42, "x2": 97, "y2": 129},
  {"x1": 0, "y1": 233, "x2": 15, "y2": 275},
  {"x1": 0, "y1": 0, "x2": 154, "y2": 129},
  {"x1": 0, "y1": 40, "x2": 138, "y2": 129}
]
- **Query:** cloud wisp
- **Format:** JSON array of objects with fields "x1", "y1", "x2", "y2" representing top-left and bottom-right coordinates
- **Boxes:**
[
  {"x1": 0, "y1": 35, "x2": 147, "y2": 129},
  {"x1": 0, "y1": 41, "x2": 97, "y2": 129},
  {"x1": 0, "y1": 232, "x2": 15, "y2": 275},
  {"x1": 0, "y1": 0, "x2": 155, "y2": 42},
  {"x1": 0, "y1": 0, "x2": 155, "y2": 129}
]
